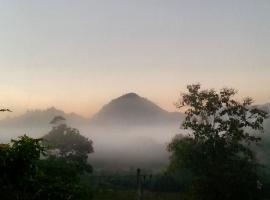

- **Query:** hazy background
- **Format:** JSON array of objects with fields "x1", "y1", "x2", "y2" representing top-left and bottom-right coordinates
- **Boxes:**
[
  {"x1": 0, "y1": 1, "x2": 269, "y2": 171},
  {"x1": 0, "y1": 92, "x2": 269, "y2": 172},
  {"x1": 0, "y1": 0, "x2": 269, "y2": 119}
]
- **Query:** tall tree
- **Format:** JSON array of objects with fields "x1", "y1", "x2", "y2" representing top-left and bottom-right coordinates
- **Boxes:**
[
  {"x1": 0, "y1": 135, "x2": 45, "y2": 199},
  {"x1": 43, "y1": 116, "x2": 93, "y2": 173},
  {"x1": 0, "y1": 135, "x2": 93, "y2": 200},
  {"x1": 168, "y1": 84, "x2": 268, "y2": 200}
]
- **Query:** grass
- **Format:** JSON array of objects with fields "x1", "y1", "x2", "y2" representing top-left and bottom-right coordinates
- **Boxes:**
[{"x1": 92, "y1": 189, "x2": 184, "y2": 200}]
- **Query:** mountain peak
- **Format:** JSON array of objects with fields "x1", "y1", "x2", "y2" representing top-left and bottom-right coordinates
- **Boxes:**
[
  {"x1": 91, "y1": 93, "x2": 183, "y2": 126},
  {"x1": 118, "y1": 93, "x2": 140, "y2": 99}
]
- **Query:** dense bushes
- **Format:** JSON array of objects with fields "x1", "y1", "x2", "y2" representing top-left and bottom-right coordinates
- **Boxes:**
[{"x1": 0, "y1": 131, "x2": 93, "y2": 199}]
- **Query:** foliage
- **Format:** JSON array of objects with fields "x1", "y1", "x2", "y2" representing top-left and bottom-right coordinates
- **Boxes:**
[
  {"x1": 0, "y1": 135, "x2": 45, "y2": 199},
  {"x1": 44, "y1": 123, "x2": 93, "y2": 156},
  {"x1": 43, "y1": 118, "x2": 93, "y2": 173},
  {"x1": 148, "y1": 172, "x2": 191, "y2": 192},
  {"x1": 34, "y1": 156, "x2": 92, "y2": 200},
  {"x1": 0, "y1": 135, "x2": 93, "y2": 200},
  {"x1": 168, "y1": 84, "x2": 268, "y2": 200}
]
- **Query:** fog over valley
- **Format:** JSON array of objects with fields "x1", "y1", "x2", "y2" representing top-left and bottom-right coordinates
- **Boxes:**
[
  {"x1": 1, "y1": 92, "x2": 270, "y2": 173},
  {"x1": 1, "y1": 1, "x2": 270, "y2": 199},
  {"x1": 0, "y1": 93, "x2": 186, "y2": 171}
]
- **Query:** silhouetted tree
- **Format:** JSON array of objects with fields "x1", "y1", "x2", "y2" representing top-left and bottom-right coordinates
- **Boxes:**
[
  {"x1": 0, "y1": 108, "x2": 12, "y2": 112},
  {"x1": 43, "y1": 116, "x2": 93, "y2": 173},
  {"x1": 0, "y1": 135, "x2": 45, "y2": 199},
  {"x1": 0, "y1": 135, "x2": 93, "y2": 200},
  {"x1": 168, "y1": 84, "x2": 268, "y2": 200},
  {"x1": 34, "y1": 156, "x2": 93, "y2": 200},
  {"x1": 50, "y1": 115, "x2": 66, "y2": 125}
]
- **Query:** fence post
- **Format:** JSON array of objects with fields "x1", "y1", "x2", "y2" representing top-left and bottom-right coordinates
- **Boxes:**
[{"x1": 137, "y1": 168, "x2": 142, "y2": 200}]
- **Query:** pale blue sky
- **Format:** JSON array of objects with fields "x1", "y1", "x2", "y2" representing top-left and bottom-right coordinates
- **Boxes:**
[{"x1": 0, "y1": 0, "x2": 269, "y2": 117}]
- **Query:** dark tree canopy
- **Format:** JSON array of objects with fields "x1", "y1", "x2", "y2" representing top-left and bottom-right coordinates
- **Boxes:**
[
  {"x1": 50, "y1": 115, "x2": 66, "y2": 124},
  {"x1": 0, "y1": 134, "x2": 93, "y2": 200},
  {"x1": 43, "y1": 117, "x2": 93, "y2": 173},
  {"x1": 168, "y1": 84, "x2": 268, "y2": 200},
  {"x1": 0, "y1": 108, "x2": 12, "y2": 112},
  {"x1": 44, "y1": 124, "x2": 93, "y2": 156},
  {"x1": 0, "y1": 135, "x2": 45, "y2": 199}
]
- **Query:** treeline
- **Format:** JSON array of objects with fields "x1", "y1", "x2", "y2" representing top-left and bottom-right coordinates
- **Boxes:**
[
  {"x1": 1, "y1": 84, "x2": 270, "y2": 200},
  {"x1": 0, "y1": 117, "x2": 93, "y2": 200}
]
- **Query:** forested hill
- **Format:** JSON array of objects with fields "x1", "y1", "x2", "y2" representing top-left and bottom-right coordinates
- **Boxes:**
[{"x1": 90, "y1": 93, "x2": 184, "y2": 126}]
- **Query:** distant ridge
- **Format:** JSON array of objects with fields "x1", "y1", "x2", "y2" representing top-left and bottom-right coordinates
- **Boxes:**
[
  {"x1": 0, "y1": 93, "x2": 184, "y2": 129},
  {"x1": 0, "y1": 107, "x2": 88, "y2": 128},
  {"x1": 90, "y1": 92, "x2": 184, "y2": 126}
]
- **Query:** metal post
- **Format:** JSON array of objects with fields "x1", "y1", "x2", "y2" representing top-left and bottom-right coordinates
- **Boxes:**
[{"x1": 137, "y1": 168, "x2": 142, "y2": 200}]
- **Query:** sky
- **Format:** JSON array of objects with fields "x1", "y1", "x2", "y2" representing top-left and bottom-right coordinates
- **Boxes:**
[{"x1": 0, "y1": 0, "x2": 269, "y2": 118}]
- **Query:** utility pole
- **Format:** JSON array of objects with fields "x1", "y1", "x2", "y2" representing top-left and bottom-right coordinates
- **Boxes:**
[
  {"x1": 137, "y1": 168, "x2": 152, "y2": 200},
  {"x1": 137, "y1": 168, "x2": 142, "y2": 200}
]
